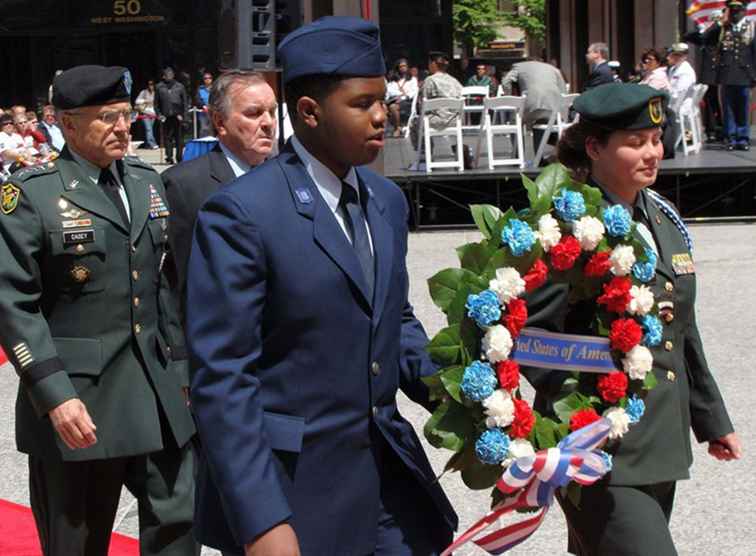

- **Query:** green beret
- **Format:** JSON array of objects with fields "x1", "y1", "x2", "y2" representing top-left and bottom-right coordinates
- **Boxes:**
[
  {"x1": 573, "y1": 83, "x2": 669, "y2": 130},
  {"x1": 727, "y1": 0, "x2": 745, "y2": 7},
  {"x1": 52, "y1": 65, "x2": 132, "y2": 110}
]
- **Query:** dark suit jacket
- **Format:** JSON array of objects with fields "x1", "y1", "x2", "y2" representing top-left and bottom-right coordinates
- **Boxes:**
[
  {"x1": 163, "y1": 144, "x2": 235, "y2": 322},
  {"x1": 523, "y1": 187, "x2": 733, "y2": 486},
  {"x1": 0, "y1": 147, "x2": 194, "y2": 461},
  {"x1": 584, "y1": 61, "x2": 614, "y2": 90},
  {"x1": 186, "y1": 141, "x2": 457, "y2": 553}
]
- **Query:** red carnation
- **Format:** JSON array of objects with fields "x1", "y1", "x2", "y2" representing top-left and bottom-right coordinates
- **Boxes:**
[
  {"x1": 597, "y1": 276, "x2": 633, "y2": 313},
  {"x1": 510, "y1": 398, "x2": 535, "y2": 438},
  {"x1": 569, "y1": 407, "x2": 601, "y2": 432},
  {"x1": 503, "y1": 298, "x2": 528, "y2": 338},
  {"x1": 584, "y1": 251, "x2": 612, "y2": 278},
  {"x1": 550, "y1": 235, "x2": 582, "y2": 271},
  {"x1": 496, "y1": 359, "x2": 520, "y2": 390},
  {"x1": 609, "y1": 318, "x2": 643, "y2": 353},
  {"x1": 523, "y1": 259, "x2": 548, "y2": 292},
  {"x1": 597, "y1": 371, "x2": 629, "y2": 403}
]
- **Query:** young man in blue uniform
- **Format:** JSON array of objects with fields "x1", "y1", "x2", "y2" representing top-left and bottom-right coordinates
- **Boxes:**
[{"x1": 186, "y1": 17, "x2": 458, "y2": 556}]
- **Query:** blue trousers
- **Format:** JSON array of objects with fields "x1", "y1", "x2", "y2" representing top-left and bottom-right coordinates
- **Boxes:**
[
  {"x1": 142, "y1": 117, "x2": 157, "y2": 148},
  {"x1": 722, "y1": 85, "x2": 751, "y2": 144}
]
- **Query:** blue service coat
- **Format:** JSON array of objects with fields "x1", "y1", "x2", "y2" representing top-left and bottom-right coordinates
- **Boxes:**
[{"x1": 186, "y1": 142, "x2": 457, "y2": 554}]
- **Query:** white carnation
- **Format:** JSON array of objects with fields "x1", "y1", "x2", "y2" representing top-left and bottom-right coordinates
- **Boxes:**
[
  {"x1": 536, "y1": 214, "x2": 562, "y2": 252},
  {"x1": 482, "y1": 325, "x2": 513, "y2": 363},
  {"x1": 610, "y1": 245, "x2": 636, "y2": 276},
  {"x1": 502, "y1": 438, "x2": 536, "y2": 467},
  {"x1": 573, "y1": 216, "x2": 605, "y2": 251},
  {"x1": 488, "y1": 267, "x2": 525, "y2": 305},
  {"x1": 483, "y1": 389, "x2": 515, "y2": 428},
  {"x1": 603, "y1": 407, "x2": 631, "y2": 439},
  {"x1": 622, "y1": 345, "x2": 653, "y2": 380},
  {"x1": 628, "y1": 285, "x2": 655, "y2": 316}
]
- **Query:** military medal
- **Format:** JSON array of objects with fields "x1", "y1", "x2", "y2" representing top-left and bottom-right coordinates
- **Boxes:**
[
  {"x1": 1, "y1": 183, "x2": 20, "y2": 214},
  {"x1": 148, "y1": 184, "x2": 170, "y2": 219},
  {"x1": 61, "y1": 207, "x2": 84, "y2": 219},
  {"x1": 70, "y1": 265, "x2": 91, "y2": 284},
  {"x1": 671, "y1": 253, "x2": 695, "y2": 275}
]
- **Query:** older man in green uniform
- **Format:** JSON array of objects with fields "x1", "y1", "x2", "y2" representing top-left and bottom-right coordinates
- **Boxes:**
[
  {"x1": 525, "y1": 83, "x2": 741, "y2": 555},
  {"x1": 0, "y1": 65, "x2": 197, "y2": 555}
]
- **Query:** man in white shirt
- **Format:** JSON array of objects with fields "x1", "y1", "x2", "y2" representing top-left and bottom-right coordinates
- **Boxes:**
[
  {"x1": 0, "y1": 113, "x2": 27, "y2": 177},
  {"x1": 667, "y1": 43, "x2": 698, "y2": 103},
  {"x1": 162, "y1": 70, "x2": 277, "y2": 322}
]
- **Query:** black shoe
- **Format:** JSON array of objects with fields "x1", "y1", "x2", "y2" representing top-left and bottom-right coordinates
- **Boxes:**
[
  {"x1": 726, "y1": 142, "x2": 735, "y2": 151},
  {"x1": 736, "y1": 143, "x2": 750, "y2": 151}
]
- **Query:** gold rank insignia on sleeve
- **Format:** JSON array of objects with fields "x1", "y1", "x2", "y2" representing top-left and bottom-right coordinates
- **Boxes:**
[{"x1": 1, "y1": 183, "x2": 20, "y2": 215}]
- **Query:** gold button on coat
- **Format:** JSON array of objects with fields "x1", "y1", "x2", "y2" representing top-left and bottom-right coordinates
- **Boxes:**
[
  {"x1": 665, "y1": 282, "x2": 674, "y2": 292},
  {"x1": 667, "y1": 370, "x2": 676, "y2": 381},
  {"x1": 663, "y1": 312, "x2": 674, "y2": 323},
  {"x1": 132, "y1": 270, "x2": 139, "y2": 280},
  {"x1": 75, "y1": 244, "x2": 85, "y2": 253},
  {"x1": 133, "y1": 297, "x2": 140, "y2": 307},
  {"x1": 134, "y1": 323, "x2": 142, "y2": 334},
  {"x1": 664, "y1": 340, "x2": 673, "y2": 351},
  {"x1": 371, "y1": 362, "x2": 381, "y2": 376}
]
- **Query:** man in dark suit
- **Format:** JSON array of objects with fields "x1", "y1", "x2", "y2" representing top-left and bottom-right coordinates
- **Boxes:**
[
  {"x1": 0, "y1": 65, "x2": 196, "y2": 555},
  {"x1": 584, "y1": 42, "x2": 614, "y2": 90},
  {"x1": 155, "y1": 67, "x2": 188, "y2": 164},
  {"x1": 186, "y1": 16, "x2": 457, "y2": 556},
  {"x1": 162, "y1": 70, "x2": 277, "y2": 321}
]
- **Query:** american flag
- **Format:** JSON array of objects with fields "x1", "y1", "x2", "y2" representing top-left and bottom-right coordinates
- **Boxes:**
[{"x1": 687, "y1": 1, "x2": 756, "y2": 26}]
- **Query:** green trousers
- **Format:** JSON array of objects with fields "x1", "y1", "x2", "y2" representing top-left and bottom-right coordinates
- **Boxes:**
[
  {"x1": 558, "y1": 481, "x2": 678, "y2": 556},
  {"x1": 29, "y1": 440, "x2": 198, "y2": 556}
]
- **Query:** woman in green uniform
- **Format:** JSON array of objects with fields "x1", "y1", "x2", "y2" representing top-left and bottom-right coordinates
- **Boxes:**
[{"x1": 526, "y1": 82, "x2": 742, "y2": 555}]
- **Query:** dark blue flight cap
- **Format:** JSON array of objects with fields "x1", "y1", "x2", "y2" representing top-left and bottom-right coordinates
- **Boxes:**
[
  {"x1": 278, "y1": 16, "x2": 386, "y2": 85},
  {"x1": 52, "y1": 65, "x2": 132, "y2": 110}
]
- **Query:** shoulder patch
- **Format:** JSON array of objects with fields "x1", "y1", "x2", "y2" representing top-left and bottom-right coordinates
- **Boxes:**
[
  {"x1": 11, "y1": 162, "x2": 58, "y2": 182},
  {"x1": 1, "y1": 183, "x2": 21, "y2": 214}
]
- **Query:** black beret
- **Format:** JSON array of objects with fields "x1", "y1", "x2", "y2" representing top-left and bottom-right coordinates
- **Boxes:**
[
  {"x1": 52, "y1": 65, "x2": 132, "y2": 110},
  {"x1": 574, "y1": 83, "x2": 669, "y2": 130},
  {"x1": 278, "y1": 16, "x2": 386, "y2": 85}
]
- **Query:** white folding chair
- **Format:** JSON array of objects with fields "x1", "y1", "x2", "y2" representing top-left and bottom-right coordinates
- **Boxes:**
[
  {"x1": 474, "y1": 96, "x2": 526, "y2": 169},
  {"x1": 531, "y1": 93, "x2": 580, "y2": 141},
  {"x1": 674, "y1": 86, "x2": 702, "y2": 156},
  {"x1": 461, "y1": 86, "x2": 489, "y2": 130},
  {"x1": 414, "y1": 97, "x2": 465, "y2": 172},
  {"x1": 403, "y1": 93, "x2": 419, "y2": 139}
]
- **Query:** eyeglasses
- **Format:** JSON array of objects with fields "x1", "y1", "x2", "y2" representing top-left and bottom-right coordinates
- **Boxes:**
[{"x1": 67, "y1": 108, "x2": 133, "y2": 125}]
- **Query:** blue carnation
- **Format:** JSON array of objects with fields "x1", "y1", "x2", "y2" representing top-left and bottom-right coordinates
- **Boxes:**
[
  {"x1": 603, "y1": 205, "x2": 632, "y2": 237},
  {"x1": 475, "y1": 428, "x2": 511, "y2": 465},
  {"x1": 641, "y1": 314, "x2": 663, "y2": 347},
  {"x1": 553, "y1": 189, "x2": 586, "y2": 221},
  {"x1": 501, "y1": 218, "x2": 536, "y2": 256},
  {"x1": 626, "y1": 396, "x2": 646, "y2": 424},
  {"x1": 466, "y1": 290, "x2": 501, "y2": 327},
  {"x1": 461, "y1": 361, "x2": 498, "y2": 402},
  {"x1": 632, "y1": 248, "x2": 657, "y2": 283}
]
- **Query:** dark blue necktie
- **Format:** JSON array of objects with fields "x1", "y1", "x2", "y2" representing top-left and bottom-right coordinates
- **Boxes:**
[{"x1": 340, "y1": 182, "x2": 374, "y2": 302}]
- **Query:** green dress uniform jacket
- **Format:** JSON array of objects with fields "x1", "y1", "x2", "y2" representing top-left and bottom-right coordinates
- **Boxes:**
[
  {"x1": 525, "y1": 187, "x2": 734, "y2": 486},
  {"x1": 0, "y1": 147, "x2": 195, "y2": 462}
]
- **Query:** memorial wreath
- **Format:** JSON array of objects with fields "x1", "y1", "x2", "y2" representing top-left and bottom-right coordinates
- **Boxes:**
[{"x1": 423, "y1": 164, "x2": 661, "y2": 554}]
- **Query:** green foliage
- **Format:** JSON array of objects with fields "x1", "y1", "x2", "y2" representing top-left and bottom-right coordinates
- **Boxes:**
[
  {"x1": 501, "y1": 0, "x2": 546, "y2": 44},
  {"x1": 453, "y1": 0, "x2": 502, "y2": 54},
  {"x1": 424, "y1": 400, "x2": 475, "y2": 452}
]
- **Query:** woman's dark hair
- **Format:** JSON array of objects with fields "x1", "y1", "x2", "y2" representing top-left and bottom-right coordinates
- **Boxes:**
[
  {"x1": 641, "y1": 48, "x2": 664, "y2": 65},
  {"x1": 428, "y1": 51, "x2": 450, "y2": 72},
  {"x1": 556, "y1": 119, "x2": 613, "y2": 178},
  {"x1": 386, "y1": 70, "x2": 400, "y2": 82},
  {"x1": 393, "y1": 58, "x2": 409, "y2": 72}
]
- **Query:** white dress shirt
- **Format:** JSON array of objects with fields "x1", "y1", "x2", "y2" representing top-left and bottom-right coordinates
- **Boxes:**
[
  {"x1": 291, "y1": 134, "x2": 373, "y2": 253},
  {"x1": 668, "y1": 60, "x2": 697, "y2": 102},
  {"x1": 219, "y1": 141, "x2": 252, "y2": 178}
]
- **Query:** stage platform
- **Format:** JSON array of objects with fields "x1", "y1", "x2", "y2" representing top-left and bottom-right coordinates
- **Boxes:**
[{"x1": 382, "y1": 137, "x2": 756, "y2": 228}]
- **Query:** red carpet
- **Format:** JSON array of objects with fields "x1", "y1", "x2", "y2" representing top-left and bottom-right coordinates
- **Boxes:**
[{"x1": 0, "y1": 494, "x2": 139, "y2": 555}]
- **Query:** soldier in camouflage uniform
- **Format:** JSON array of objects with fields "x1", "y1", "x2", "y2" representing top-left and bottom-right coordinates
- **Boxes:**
[{"x1": 0, "y1": 65, "x2": 197, "y2": 556}]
